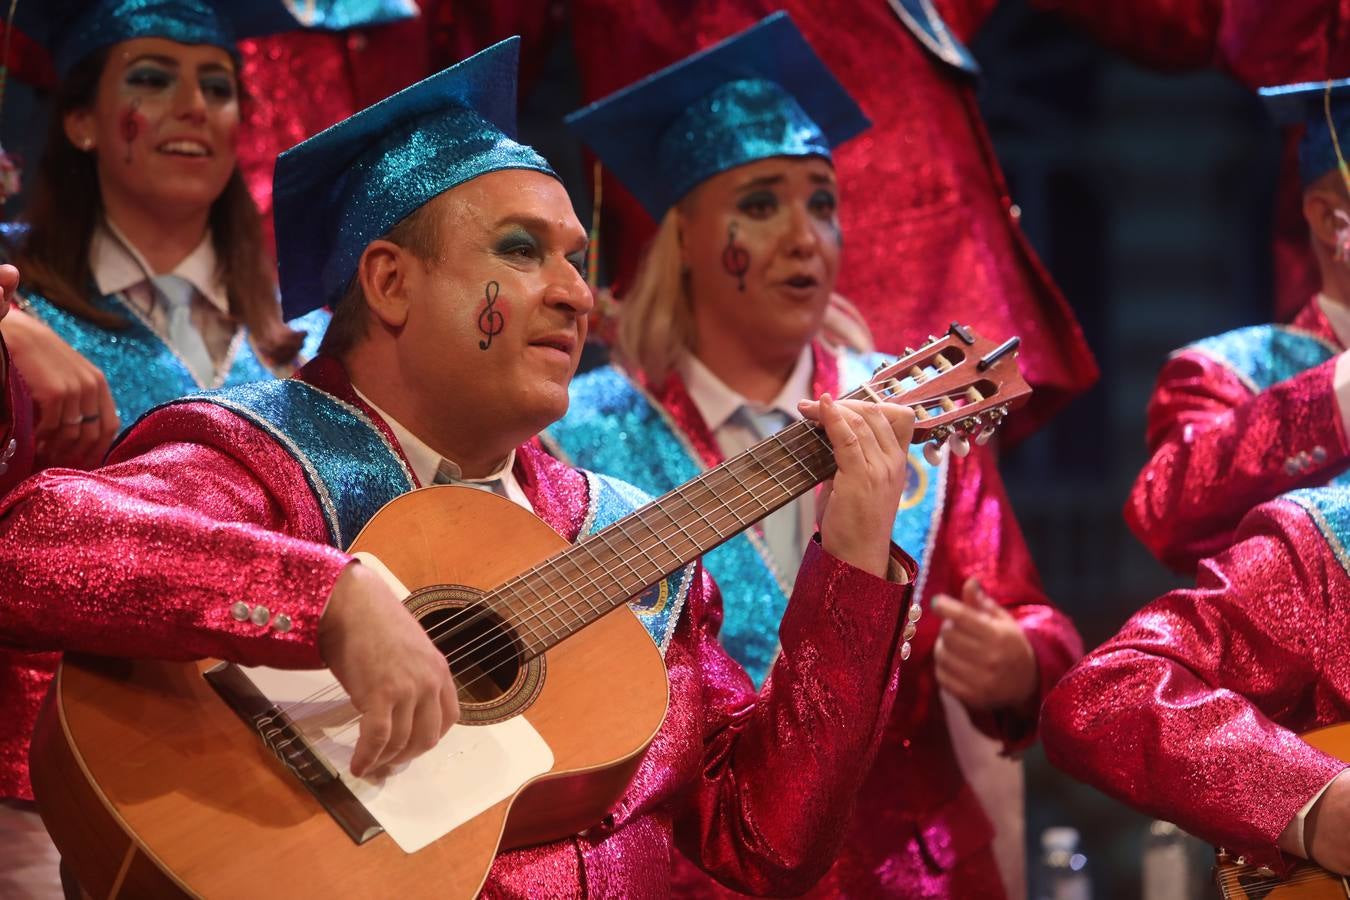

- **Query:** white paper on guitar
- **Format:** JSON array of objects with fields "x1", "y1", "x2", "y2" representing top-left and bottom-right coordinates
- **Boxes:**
[{"x1": 240, "y1": 552, "x2": 555, "y2": 854}]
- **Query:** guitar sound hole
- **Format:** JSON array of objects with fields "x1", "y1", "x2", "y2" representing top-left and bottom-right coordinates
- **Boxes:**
[
  {"x1": 423, "y1": 603, "x2": 521, "y2": 703},
  {"x1": 406, "y1": 583, "x2": 546, "y2": 725}
]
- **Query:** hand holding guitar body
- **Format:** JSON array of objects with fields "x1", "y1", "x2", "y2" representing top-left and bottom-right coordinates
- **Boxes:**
[{"x1": 319, "y1": 562, "x2": 461, "y2": 777}]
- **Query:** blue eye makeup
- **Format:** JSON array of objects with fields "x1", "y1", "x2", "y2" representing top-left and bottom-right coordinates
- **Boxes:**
[
  {"x1": 494, "y1": 227, "x2": 540, "y2": 259},
  {"x1": 736, "y1": 190, "x2": 778, "y2": 218},
  {"x1": 809, "y1": 188, "x2": 838, "y2": 216},
  {"x1": 124, "y1": 65, "x2": 173, "y2": 91},
  {"x1": 200, "y1": 73, "x2": 237, "y2": 102}
]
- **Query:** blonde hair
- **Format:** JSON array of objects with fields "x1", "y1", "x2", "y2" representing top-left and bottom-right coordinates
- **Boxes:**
[
  {"x1": 617, "y1": 194, "x2": 870, "y2": 379},
  {"x1": 617, "y1": 209, "x2": 693, "y2": 382}
]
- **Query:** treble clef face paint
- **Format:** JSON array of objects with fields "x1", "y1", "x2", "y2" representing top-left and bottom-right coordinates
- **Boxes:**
[
  {"x1": 477, "y1": 280, "x2": 506, "y2": 350},
  {"x1": 678, "y1": 156, "x2": 842, "y2": 357}
]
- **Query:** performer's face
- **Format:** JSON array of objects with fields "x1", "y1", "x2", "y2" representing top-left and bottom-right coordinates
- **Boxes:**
[
  {"x1": 66, "y1": 37, "x2": 241, "y2": 222},
  {"x1": 678, "y1": 156, "x2": 841, "y2": 355},
  {"x1": 398, "y1": 171, "x2": 592, "y2": 433}
]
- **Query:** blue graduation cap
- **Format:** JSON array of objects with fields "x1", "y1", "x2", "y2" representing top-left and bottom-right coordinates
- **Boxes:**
[
  {"x1": 272, "y1": 36, "x2": 558, "y2": 319},
  {"x1": 1259, "y1": 78, "x2": 1350, "y2": 186},
  {"x1": 14, "y1": 0, "x2": 417, "y2": 78},
  {"x1": 564, "y1": 11, "x2": 871, "y2": 221}
]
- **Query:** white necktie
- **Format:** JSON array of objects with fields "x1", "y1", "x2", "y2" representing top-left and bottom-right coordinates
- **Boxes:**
[
  {"x1": 738, "y1": 406, "x2": 803, "y2": 580},
  {"x1": 153, "y1": 274, "x2": 215, "y2": 386},
  {"x1": 432, "y1": 458, "x2": 507, "y2": 498}
]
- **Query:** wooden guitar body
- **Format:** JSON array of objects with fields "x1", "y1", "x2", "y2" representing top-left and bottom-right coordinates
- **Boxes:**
[
  {"x1": 1215, "y1": 723, "x2": 1350, "y2": 899},
  {"x1": 30, "y1": 488, "x2": 670, "y2": 899}
]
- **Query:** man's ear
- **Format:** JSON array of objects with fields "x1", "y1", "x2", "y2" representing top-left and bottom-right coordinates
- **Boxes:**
[{"x1": 358, "y1": 240, "x2": 413, "y2": 330}]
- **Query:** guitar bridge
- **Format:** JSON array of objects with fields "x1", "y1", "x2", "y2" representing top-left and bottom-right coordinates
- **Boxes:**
[{"x1": 204, "y1": 662, "x2": 384, "y2": 846}]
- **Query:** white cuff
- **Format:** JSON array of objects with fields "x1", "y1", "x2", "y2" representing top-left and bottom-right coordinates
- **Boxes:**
[
  {"x1": 1289, "y1": 772, "x2": 1344, "y2": 859},
  {"x1": 1333, "y1": 350, "x2": 1350, "y2": 442}
]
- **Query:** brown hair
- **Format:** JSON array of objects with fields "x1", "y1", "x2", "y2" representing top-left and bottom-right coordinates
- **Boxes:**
[
  {"x1": 14, "y1": 48, "x2": 299, "y2": 362},
  {"x1": 319, "y1": 196, "x2": 444, "y2": 358}
]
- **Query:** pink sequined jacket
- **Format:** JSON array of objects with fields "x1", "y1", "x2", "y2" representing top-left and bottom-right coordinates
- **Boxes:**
[
  {"x1": 1042, "y1": 491, "x2": 1350, "y2": 872},
  {"x1": 610, "y1": 344, "x2": 1084, "y2": 899},
  {"x1": 1126, "y1": 300, "x2": 1350, "y2": 573},
  {"x1": 0, "y1": 359, "x2": 918, "y2": 897}
]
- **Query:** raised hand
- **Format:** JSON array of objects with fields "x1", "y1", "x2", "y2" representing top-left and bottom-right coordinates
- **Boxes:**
[
  {"x1": 0, "y1": 306, "x2": 119, "y2": 469},
  {"x1": 932, "y1": 577, "x2": 1037, "y2": 711}
]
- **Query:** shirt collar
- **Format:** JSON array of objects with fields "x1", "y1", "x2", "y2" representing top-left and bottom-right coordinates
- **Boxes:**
[
  {"x1": 1318, "y1": 293, "x2": 1350, "y2": 349},
  {"x1": 677, "y1": 344, "x2": 814, "y2": 432},
  {"x1": 90, "y1": 218, "x2": 231, "y2": 315},
  {"x1": 351, "y1": 386, "x2": 516, "y2": 488}
]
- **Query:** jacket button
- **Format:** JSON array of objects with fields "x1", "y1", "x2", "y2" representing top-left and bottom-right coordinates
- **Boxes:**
[
  {"x1": 1312, "y1": 446, "x2": 1328, "y2": 464},
  {"x1": 230, "y1": 601, "x2": 250, "y2": 622},
  {"x1": 250, "y1": 605, "x2": 271, "y2": 626},
  {"x1": 272, "y1": 613, "x2": 293, "y2": 633}
]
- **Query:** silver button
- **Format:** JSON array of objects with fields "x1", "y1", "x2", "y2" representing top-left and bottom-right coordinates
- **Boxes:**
[
  {"x1": 1, "y1": 438, "x2": 14, "y2": 461},
  {"x1": 1312, "y1": 446, "x2": 1328, "y2": 464},
  {"x1": 250, "y1": 604, "x2": 271, "y2": 626},
  {"x1": 907, "y1": 604, "x2": 922, "y2": 623},
  {"x1": 1285, "y1": 459, "x2": 1301, "y2": 477},
  {"x1": 271, "y1": 613, "x2": 293, "y2": 633},
  {"x1": 1009, "y1": 203, "x2": 1022, "y2": 221},
  {"x1": 230, "y1": 601, "x2": 250, "y2": 622},
  {"x1": 900, "y1": 642, "x2": 911, "y2": 661},
  {"x1": 902, "y1": 622, "x2": 917, "y2": 641}
]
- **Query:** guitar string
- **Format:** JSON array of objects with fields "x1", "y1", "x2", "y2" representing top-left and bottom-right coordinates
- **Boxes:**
[
  {"x1": 268, "y1": 373, "x2": 981, "y2": 732},
  {"x1": 269, "y1": 418, "x2": 844, "y2": 739},
  {"x1": 1217, "y1": 867, "x2": 1343, "y2": 889},
  {"x1": 263, "y1": 415, "x2": 845, "y2": 735},
  {"x1": 268, "y1": 372, "x2": 984, "y2": 733},
  {"x1": 268, "y1": 373, "x2": 978, "y2": 734},
  {"x1": 411, "y1": 368, "x2": 978, "y2": 674}
]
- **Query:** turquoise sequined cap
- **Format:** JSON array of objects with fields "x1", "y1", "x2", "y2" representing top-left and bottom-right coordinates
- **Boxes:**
[
  {"x1": 564, "y1": 12, "x2": 870, "y2": 220},
  {"x1": 15, "y1": 0, "x2": 417, "y2": 77},
  {"x1": 1259, "y1": 78, "x2": 1350, "y2": 186},
  {"x1": 272, "y1": 36, "x2": 558, "y2": 319}
]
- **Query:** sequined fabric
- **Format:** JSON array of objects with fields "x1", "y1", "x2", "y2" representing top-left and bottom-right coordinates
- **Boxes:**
[
  {"x1": 657, "y1": 79, "x2": 833, "y2": 217},
  {"x1": 1042, "y1": 489, "x2": 1350, "y2": 872},
  {"x1": 1127, "y1": 299, "x2": 1350, "y2": 573},
  {"x1": 544, "y1": 343, "x2": 945, "y2": 687},
  {"x1": 0, "y1": 398, "x2": 348, "y2": 799},
  {"x1": 19, "y1": 288, "x2": 329, "y2": 428},
  {"x1": 1, "y1": 357, "x2": 918, "y2": 894},
  {"x1": 547, "y1": 340, "x2": 1081, "y2": 897},
  {"x1": 568, "y1": 0, "x2": 1097, "y2": 440},
  {"x1": 46, "y1": 0, "x2": 235, "y2": 76}
]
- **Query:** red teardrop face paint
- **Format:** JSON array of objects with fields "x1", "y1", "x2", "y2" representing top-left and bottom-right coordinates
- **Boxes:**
[{"x1": 120, "y1": 99, "x2": 145, "y2": 164}]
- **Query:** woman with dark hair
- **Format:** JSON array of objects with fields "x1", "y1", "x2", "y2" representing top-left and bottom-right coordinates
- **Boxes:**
[
  {"x1": 0, "y1": 0, "x2": 327, "y2": 471},
  {"x1": 0, "y1": 3, "x2": 325, "y2": 893}
]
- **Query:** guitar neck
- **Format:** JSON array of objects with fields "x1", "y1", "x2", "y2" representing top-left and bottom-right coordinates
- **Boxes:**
[{"x1": 494, "y1": 324, "x2": 1030, "y2": 659}]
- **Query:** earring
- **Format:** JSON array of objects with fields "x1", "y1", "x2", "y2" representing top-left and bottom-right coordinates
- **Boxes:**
[{"x1": 81, "y1": 137, "x2": 94, "y2": 151}]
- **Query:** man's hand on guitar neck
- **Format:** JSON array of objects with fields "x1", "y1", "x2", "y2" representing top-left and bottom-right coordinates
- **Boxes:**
[
  {"x1": 1289, "y1": 769, "x2": 1350, "y2": 874},
  {"x1": 319, "y1": 562, "x2": 461, "y2": 778},
  {"x1": 798, "y1": 394, "x2": 916, "y2": 579}
]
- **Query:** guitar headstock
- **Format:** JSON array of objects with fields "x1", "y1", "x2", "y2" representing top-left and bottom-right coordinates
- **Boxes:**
[{"x1": 858, "y1": 323, "x2": 1032, "y2": 463}]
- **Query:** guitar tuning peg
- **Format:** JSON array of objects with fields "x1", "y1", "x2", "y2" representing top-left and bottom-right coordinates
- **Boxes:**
[
  {"x1": 974, "y1": 426, "x2": 995, "y2": 446},
  {"x1": 872, "y1": 360, "x2": 892, "y2": 376},
  {"x1": 923, "y1": 440, "x2": 943, "y2": 466},
  {"x1": 903, "y1": 346, "x2": 915, "y2": 355},
  {"x1": 949, "y1": 433, "x2": 970, "y2": 457}
]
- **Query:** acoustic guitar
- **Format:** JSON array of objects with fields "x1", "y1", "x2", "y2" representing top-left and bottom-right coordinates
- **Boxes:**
[
  {"x1": 30, "y1": 324, "x2": 1028, "y2": 899},
  {"x1": 1215, "y1": 724, "x2": 1350, "y2": 899}
]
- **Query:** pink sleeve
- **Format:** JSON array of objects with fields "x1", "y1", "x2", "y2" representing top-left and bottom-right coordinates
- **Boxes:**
[
  {"x1": 1126, "y1": 351, "x2": 1350, "y2": 572},
  {"x1": 674, "y1": 541, "x2": 916, "y2": 894},
  {"x1": 1042, "y1": 499, "x2": 1349, "y2": 871},
  {"x1": 0, "y1": 404, "x2": 350, "y2": 667}
]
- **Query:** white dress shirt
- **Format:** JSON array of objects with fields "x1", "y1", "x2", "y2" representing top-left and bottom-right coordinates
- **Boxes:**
[
  {"x1": 676, "y1": 346, "x2": 816, "y2": 584},
  {"x1": 353, "y1": 387, "x2": 533, "y2": 513},
  {"x1": 90, "y1": 218, "x2": 238, "y2": 381}
]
